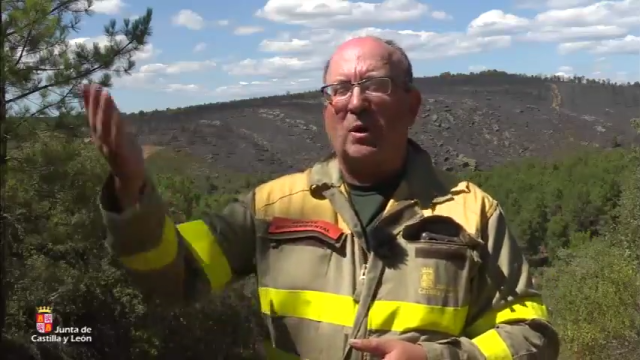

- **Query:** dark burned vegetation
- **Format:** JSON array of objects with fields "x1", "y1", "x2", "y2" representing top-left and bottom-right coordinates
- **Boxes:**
[{"x1": 127, "y1": 70, "x2": 640, "y2": 175}]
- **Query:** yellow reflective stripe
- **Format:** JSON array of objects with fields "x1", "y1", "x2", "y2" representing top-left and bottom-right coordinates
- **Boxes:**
[
  {"x1": 465, "y1": 297, "x2": 548, "y2": 338},
  {"x1": 177, "y1": 220, "x2": 232, "y2": 290},
  {"x1": 260, "y1": 288, "x2": 353, "y2": 326},
  {"x1": 263, "y1": 341, "x2": 302, "y2": 360},
  {"x1": 119, "y1": 215, "x2": 179, "y2": 271},
  {"x1": 472, "y1": 329, "x2": 512, "y2": 360},
  {"x1": 259, "y1": 287, "x2": 467, "y2": 335},
  {"x1": 368, "y1": 300, "x2": 467, "y2": 335}
]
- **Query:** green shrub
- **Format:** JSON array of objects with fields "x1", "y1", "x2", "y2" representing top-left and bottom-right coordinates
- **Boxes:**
[
  {"x1": 3, "y1": 128, "x2": 638, "y2": 360},
  {"x1": 468, "y1": 148, "x2": 630, "y2": 259},
  {"x1": 3, "y1": 132, "x2": 264, "y2": 359}
]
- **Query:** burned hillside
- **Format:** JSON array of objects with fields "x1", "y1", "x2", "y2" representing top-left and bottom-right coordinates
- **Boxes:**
[{"x1": 126, "y1": 71, "x2": 640, "y2": 174}]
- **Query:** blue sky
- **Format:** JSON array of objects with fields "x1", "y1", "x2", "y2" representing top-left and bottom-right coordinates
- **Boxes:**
[{"x1": 75, "y1": 0, "x2": 640, "y2": 113}]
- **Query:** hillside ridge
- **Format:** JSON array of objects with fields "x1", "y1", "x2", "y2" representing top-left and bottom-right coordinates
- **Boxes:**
[{"x1": 125, "y1": 71, "x2": 640, "y2": 175}]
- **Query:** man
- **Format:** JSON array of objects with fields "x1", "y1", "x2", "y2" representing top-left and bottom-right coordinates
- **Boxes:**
[{"x1": 86, "y1": 36, "x2": 559, "y2": 360}]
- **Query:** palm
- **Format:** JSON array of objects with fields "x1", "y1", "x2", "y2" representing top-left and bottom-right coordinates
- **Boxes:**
[{"x1": 83, "y1": 84, "x2": 145, "y2": 185}]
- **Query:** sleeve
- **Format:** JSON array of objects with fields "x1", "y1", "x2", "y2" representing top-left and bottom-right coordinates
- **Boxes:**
[
  {"x1": 418, "y1": 202, "x2": 560, "y2": 360},
  {"x1": 99, "y1": 173, "x2": 257, "y2": 305}
]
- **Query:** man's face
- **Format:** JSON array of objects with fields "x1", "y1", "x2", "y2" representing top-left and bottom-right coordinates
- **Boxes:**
[{"x1": 323, "y1": 38, "x2": 421, "y2": 165}]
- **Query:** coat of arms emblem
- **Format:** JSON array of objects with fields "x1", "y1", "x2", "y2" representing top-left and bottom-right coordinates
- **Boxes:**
[{"x1": 36, "y1": 306, "x2": 54, "y2": 334}]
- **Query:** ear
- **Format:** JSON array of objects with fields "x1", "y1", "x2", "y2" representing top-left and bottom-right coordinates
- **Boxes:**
[{"x1": 407, "y1": 86, "x2": 422, "y2": 127}]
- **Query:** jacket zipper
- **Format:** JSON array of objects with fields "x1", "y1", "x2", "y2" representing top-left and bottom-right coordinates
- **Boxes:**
[
  {"x1": 357, "y1": 200, "x2": 418, "y2": 360},
  {"x1": 359, "y1": 262, "x2": 368, "y2": 281}
]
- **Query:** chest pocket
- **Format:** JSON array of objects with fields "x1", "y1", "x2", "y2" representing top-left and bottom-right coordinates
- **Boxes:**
[
  {"x1": 401, "y1": 215, "x2": 482, "y2": 309},
  {"x1": 260, "y1": 217, "x2": 346, "y2": 291}
]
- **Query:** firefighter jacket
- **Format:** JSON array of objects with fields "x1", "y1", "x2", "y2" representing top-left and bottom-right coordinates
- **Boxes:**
[{"x1": 99, "y1": 141, "x2": 560, "y2": 360}]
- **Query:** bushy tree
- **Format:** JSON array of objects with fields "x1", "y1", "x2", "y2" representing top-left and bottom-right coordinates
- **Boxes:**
[
  {"x1": 468, "y1": 148, "x2": 630, "y2": 259},
  {"x1": 2, "y1": 128, "x2": 265, "y2": 359},
  {"x1": 542, "y1": 238, "x2": 640, "y2": 359},
  {"x1": 3, "y1": 1, "x2": 153, "y2": 119},
  {"x1": 1, "y1": 0, "x2": 153, "y2": 334},
  {"x1": 542, "y1": 121, "x2": 640, "y2": 359}
]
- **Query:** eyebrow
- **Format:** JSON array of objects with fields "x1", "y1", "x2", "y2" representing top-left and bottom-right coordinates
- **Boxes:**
[{"x1": 330, "y1": 74, "x2": 389, "y2": 84}]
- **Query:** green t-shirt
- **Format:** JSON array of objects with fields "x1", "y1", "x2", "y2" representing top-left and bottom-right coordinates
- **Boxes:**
[{"x1": 345, "y1": 170, "x2": 404, "y2": 251}]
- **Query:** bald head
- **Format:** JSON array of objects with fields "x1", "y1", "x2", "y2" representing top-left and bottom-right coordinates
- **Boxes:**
[
  {"x1": 323, "y1": 36, "x2": 413, "y2": 87},
  {"x1": 320, "y1": 35, "x2": 421, "y2": 186}
]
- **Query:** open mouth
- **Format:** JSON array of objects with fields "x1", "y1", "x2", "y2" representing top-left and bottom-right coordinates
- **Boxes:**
[{"x1": 349, "y1": 124, "x2": 369, "y2": 134}]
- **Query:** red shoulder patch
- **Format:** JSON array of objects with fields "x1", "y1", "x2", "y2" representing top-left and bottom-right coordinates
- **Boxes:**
[{"x1": 268, "y1": 217, "x2": 343, "y2": 241}]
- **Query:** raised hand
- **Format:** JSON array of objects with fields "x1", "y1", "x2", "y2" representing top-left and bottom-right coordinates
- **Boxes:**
[{"x1": 82, "y1": 84, "x2": 146, "y2": 208}]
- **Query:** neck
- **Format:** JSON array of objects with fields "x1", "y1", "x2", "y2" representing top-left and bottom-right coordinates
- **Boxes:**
[{"x1": 338, "y1": 146, "x2": 408, "y2": 187}]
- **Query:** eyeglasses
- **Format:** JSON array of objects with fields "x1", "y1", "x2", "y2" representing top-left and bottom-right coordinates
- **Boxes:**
[{"x1": 320, "y1": 77, "x2": 393, "y2": 102}]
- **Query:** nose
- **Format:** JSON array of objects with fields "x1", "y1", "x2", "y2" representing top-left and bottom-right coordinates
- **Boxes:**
[{"x1": 347, "y1": 86, "x2": 369, "y2": 114}]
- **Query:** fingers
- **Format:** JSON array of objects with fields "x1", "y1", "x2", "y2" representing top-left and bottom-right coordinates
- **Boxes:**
[
  {"x1": 82, "y1": 85, "x2": 97, "y2": 136},
  {"x1": 109, "y1": 94, "x2": 123, "y2": 153},
  {"x1": 100, "y1": 91, "x2": 114, "y2": 153},
  {"x1": 82, "y1": 84, "x2": 123, "y2": 152},
  {"x1": 92, "y1": 87, "x2": 104, "y2": 139},
  {"x1": 348, "y1": 338, "x2": 392, "y2": 356}
]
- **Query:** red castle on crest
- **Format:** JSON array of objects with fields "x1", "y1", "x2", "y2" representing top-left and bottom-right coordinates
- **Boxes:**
[{"x1": 36, "y1": 306, "x2": 53, "y2": 334}]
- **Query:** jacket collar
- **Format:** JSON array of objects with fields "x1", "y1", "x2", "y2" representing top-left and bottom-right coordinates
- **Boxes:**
[{"x1": 308, "y1": 139, "x2": 460, "y2": 205}]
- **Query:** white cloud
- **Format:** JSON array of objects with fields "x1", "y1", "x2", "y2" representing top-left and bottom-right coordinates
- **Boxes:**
[
  {"x1": 133, "y1": 43, "x2": 159, "y2": 61},
  {"x1": 255, "y1": 0, "x2": 429, "y2": 28},
  {"x1": 304, "y1": 27, "x2": 508, "y2": 57},
  {"x1": 228, "y1": 27, "x2": 512, "y2": 77},
  {"x1": 107, "y1": 0, "x2": 637, "y2": 106},
  {"x1": 468, "y1": 10, "x2": 530, "y2": 36},
  {"x1": 234, "y1": 26, "x2": 265, "y2": 35},
  {"x1": 470, "y1": 1, "x2": 640, "y2": 36},
  {"x1": 555, "y1": 71, "x2": 573, "y2": 78},
  {"x1": 113, "y1": 69, "x2": 216, "y2": 95},
  {"x1": 534, "y1": 0, "x2": 640, "y2": 28},
  {"x1": 557, "y1": 41, "x2": 595, "y2": 53},
  {"x1": 407, "y1": 33, "x2": 511, "y2": 59},
  {"x1": 139, "y1": 60, "x2": 217, "y2": 75},
  {"x1": 519, "y1": 25, "x2": 628, "y2": 42},
  {"x1": 223, "y1": 57, "x2": 323, "y2": 77},
  {"x1": 214, "y1": 78, "x2": 314, "y2": 98},
  {"x1": 113, "y1": 72, "x2": 157, "y2": 88},
  {"x1": 72, "y1": 0, "x2": 126, "y2": 14},
  {"x1": 259, "y1": 37, "x2": 314, "y2": 52},
  {"x1": 431, "y1": 11, "x2": 452, "y2": 20},
  {"x1": 467, "y1": 1, "x2": 640, "y2": 55},
  {"x1": 171, "y1": 9, "x2": 205, "y2": 30},
  {"x1": 547, "y1": 0, "x2": 599, "y2": 7},
  {"x1": 91, "y1": 0, "x2": 127, "y2": 14},
  {"x1": 469, "y1": 65, "x2": 487, "y2": 72},
  {"x1": 193, "y1": 42, "x2": 207, "y2": 52},
  {"x1": 163, "y1": 84, "x2": 207, "y2": 93},
  {"x1": 588, "y1": 35, "x2": 640, "y2": 54},
  {"x1": 558, "y1": 34, "x2": 640, "y2": 54},
  {"x1": 516, "y1": 0, "x2": 600, "y2": 9},
  {"x1": 347, "y1": 28, "x2": 498, "y2": 55},
  {"x1": 114, "y1": 74, "x2": 213, "y2": 95}
]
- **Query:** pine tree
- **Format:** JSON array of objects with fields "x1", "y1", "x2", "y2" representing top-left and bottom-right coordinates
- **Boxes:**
[{"x1": 0, "y1": 0, "x2": 153, "y2": 336}]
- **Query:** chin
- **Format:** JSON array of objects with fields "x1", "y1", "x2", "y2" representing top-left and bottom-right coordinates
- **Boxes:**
[{"x1": 344, "y1": 143, "x2": 378, "y2": 159}]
